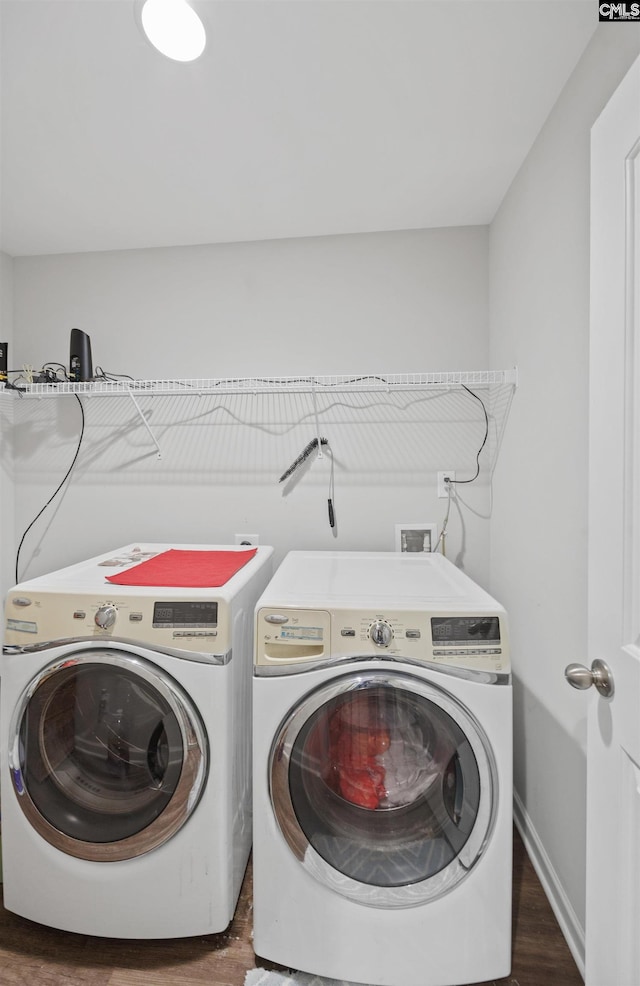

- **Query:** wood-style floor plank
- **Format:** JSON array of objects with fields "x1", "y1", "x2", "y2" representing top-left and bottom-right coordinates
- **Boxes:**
[{"x1": 0, "y1": 829, "x2": 583, "y2": 986}]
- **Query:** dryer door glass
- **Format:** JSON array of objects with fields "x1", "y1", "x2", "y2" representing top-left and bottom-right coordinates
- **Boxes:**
[
  {"x1": 270, "y1": 671, "x2": 496, "y2": 906},
  {"x1": 9, "y1": 651, "x2": 208, "y2": 862}
]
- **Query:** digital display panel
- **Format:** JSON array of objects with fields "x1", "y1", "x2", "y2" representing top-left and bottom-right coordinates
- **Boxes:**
[
  {"x1": 431, "y1": 616, "x2": 500, "y2": 645},
  {"x1": 279, "y1": 627, "x2": 323, "y2": 641},
  {"x1": 153, "y1": 601, "x2": 218, "y2": 628}
]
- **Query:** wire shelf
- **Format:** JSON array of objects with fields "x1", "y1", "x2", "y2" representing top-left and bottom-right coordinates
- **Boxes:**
[{"x1": 17, "y1": 369, "x2": 518, "y2": 398}]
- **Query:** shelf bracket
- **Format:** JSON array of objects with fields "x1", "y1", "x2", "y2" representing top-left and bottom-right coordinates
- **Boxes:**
[
  {"x1": 127, "y1": 389, "x2": 163, "y2": 459},
  {"x1": 311, "y1": 383, "x2": 324, "y2": 459}
]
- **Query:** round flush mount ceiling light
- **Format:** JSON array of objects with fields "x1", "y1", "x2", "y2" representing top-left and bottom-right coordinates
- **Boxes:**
[{"x1": 140, "y1": 0, "x2": 206, "y2": 62}]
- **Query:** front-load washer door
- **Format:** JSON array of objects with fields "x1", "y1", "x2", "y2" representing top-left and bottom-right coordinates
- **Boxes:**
[
  {"x1": 8, "y1": 649, "x2": 208, "y2": 862},
  {"x1": 269, "y1": 670, "x2": 497, "y2": 907}
]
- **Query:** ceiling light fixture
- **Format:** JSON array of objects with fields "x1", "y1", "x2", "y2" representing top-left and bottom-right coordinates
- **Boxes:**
[{"x1": 140, "y1": 0, "x2": 206, "y2": 62}]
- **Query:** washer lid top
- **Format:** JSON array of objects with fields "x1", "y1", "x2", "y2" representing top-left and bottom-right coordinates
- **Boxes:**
[{"x1": 257, "y1": 551, "x2": 505, "y2": 615}]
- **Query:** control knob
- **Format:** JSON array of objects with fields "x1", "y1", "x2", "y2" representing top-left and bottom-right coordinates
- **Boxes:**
[
  {"x1": 369, "y1": 620, "x2": 393, "y2": 647},
  {"x1": 95, "y1": 605, "x2": 117, "y2": 630}
]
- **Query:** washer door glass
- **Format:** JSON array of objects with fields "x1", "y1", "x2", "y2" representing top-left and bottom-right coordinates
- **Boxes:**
[
  {"x1": 9, "y1": 650, "x2": 208, "y2": 862},
  {"x1": 270, "y1": 671, "x2": 497, "y2": 907}
]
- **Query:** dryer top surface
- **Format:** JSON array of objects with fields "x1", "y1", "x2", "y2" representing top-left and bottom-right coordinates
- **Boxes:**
[
  {"x1": 260, "y1": 551, "x2": 504, "y2": 614},
  {"x1": 9, "y1": 543, "x2": 274, "y2": 601}
]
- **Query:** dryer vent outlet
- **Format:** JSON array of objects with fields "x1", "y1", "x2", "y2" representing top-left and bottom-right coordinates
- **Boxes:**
[{"x1": 235, "y1": 533, "x2": 259, "y2": 546}]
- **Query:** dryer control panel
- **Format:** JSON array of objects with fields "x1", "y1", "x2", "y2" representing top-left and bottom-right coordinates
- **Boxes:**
[{"x1": 256, "y1": 606, "x2": 509, "y2": 674}]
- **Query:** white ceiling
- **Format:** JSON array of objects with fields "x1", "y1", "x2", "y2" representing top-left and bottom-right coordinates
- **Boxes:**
[{"x1": 0, "y1": 0, "x2": 597, "y2": 258}]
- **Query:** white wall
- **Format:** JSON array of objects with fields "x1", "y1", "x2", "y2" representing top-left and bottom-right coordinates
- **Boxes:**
[
  {"x1": 11, "y1": 226, "x2": 494, "y2": 583},
  {"x1": 489, "y1": 25, "x2": 640, "y2": 971},
  {"x1": 0, "y1": 251, "x2": 15, "y2": 601}
]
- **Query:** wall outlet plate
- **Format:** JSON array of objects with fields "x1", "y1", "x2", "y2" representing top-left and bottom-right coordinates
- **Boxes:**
[
  {"x1": 395, "y1": 523, "x2": 437, "y2": 553},
  {"x1": 437, "y1": 470, "x2": 456, "y2": 497},
  {"x1": 234, "y1": 533, "x2": 259, "y2": 545}
]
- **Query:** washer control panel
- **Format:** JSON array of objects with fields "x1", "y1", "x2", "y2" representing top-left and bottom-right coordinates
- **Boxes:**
[
  {"x1": 256, "y1": 606, "x2": 509, "y2": 673},
  {"x1": 4, "y1": 590, "x2": 230, "y2": 655}
]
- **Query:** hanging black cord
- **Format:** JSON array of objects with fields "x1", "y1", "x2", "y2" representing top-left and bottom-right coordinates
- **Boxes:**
[
  {"x1": 15, "y1": 395, "x2": 85, "y2": 583},
  {"x1": 448, "y1": 384, "x2": 489, "y2": 486}
]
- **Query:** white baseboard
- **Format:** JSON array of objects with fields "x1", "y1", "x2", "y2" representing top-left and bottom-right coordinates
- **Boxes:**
[{"x1": 513, "y1": 791, "x2": 586, "y2": 980}]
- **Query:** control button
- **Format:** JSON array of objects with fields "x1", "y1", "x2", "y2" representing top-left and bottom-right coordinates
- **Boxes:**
[
  {"x1": 341, "y1": 629, "x2": 356, "y2": 637},
  {"x1": 73, "y1": 610, "x2": 86, "y2": 620},
  {"x1": 95, "y1": 605, "x2": 117, "y2": 630},
  {"x1": 369, "y1": 620, "x2": 393, "y2": 647},
  {"x1": 405, "y1": 630, "x2": 421, "y2": 639},
  {"x1": 129, "y1": 612, "x2": 143, "y2": 622},
  {"x1": 12, "y1": 597, "x2": 32, "y2": 608},
  {"x1": 264, "y1": 614, "x2": 290, "y2": 625},
  {"x1": 173, "y1": 630, "x2": 218, "y2": 638}
]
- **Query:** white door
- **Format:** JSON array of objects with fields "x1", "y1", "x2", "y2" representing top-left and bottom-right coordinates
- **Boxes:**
[{"x1": 568, "y1": 53, "x2": 640, "y2": 986}]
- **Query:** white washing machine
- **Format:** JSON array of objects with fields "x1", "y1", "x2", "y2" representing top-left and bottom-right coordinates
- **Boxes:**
[
  {"x1": 252, "y1": 550, "x2": 512, "y2": 986},
  {"x1": 1, "y1": 542, "x2": 273, "y2": 938}
]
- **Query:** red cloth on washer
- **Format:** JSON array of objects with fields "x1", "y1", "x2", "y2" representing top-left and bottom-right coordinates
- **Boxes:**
[{"x1": 105, "y1": 548, "x2": 258, "y2": 588}]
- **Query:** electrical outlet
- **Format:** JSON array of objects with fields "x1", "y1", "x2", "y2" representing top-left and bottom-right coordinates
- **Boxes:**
[
  {"x1": 234, "y1": 533, "x2": 259, "y2": 546},
  {"x1": 437, "y1": 471, "x2": 456, "y2": 498}
]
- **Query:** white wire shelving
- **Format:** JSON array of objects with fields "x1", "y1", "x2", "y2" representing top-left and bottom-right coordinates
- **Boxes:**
[
  {"x1": 13, "y1": 369, "x2": 518, "y2": 462},
  {"x1": 16, "y1": 368, "x2": 517, "y2": 398}
]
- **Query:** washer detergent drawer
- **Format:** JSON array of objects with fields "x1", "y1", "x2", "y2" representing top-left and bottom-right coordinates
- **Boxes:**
[
  {"x1": 8, "y1": 649, "x2": 208, "y2": 862},
  {"x1": 257, "y1": 609, "x2": 331, "y2": 667}
]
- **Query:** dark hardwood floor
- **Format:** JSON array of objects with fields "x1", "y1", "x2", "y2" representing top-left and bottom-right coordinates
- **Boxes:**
[{"x1": 0, "y1": 828, "x2": 583, "y2": 986}]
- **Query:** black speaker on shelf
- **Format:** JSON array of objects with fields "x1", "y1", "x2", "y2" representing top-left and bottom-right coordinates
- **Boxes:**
[{"x1": 69, "y1": 328, "x2": 93, "y2": 382}]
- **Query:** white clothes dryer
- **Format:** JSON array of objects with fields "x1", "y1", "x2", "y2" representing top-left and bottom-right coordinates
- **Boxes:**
[
  {"x1": 252, "y1": 550, "x2": 512, "y2": 986},
  {"x1": 1, "y1": 542, "x2": 273, "y2": 938}
]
